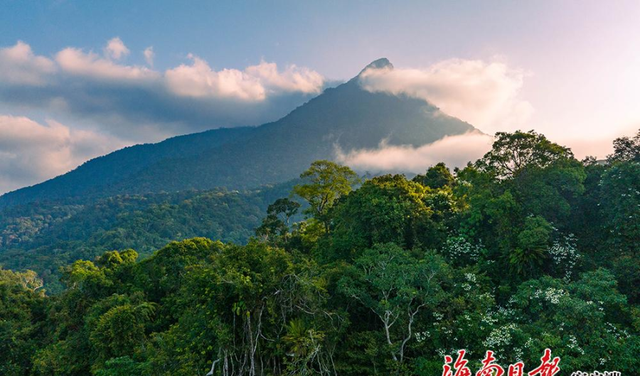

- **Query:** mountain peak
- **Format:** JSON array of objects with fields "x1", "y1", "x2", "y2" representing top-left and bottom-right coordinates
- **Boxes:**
[
  {"x1": 359, "y1": 58, "x2": 393, "y2": 75},
  {"x1": 0, "y1": 57, "x2": 477, "y2": 207}
]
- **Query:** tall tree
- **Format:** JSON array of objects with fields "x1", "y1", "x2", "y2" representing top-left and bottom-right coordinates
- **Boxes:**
[
  {"x1": 293, "y1": 160, "x2": 359, "y2": 232},
  {"x1": 255, "y1": 198, "x2": 300, "y2": 242},
  {"x1": 476, "y1": 130, "x2": 574, "y2": 178},
  {"x1": 608, "y1": 129, "x2": 640, "y2": 163},
  {"x1": 330, "y1": 174, "x2": 454, "y2": 260},
  {"x1": 413, "y1": 162, "x2": 454, "y2": 189},
  {"x1": 339, "y1": 243, "x2": 447, "y2": 369}
]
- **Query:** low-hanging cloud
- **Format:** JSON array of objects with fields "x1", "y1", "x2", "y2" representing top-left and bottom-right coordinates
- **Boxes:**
[
  {"x1": 336, "y1": 131, "x2": 493, "y2": 173},
  {"x1": 0, "y1": 115, "x2": 125, "y2": 194},
  {"x1": 359, "y1": 59, "x2": 533, "y2": 133},
  {"x1": 0, "y1": 39, "x2": 327, "y2": 140}
]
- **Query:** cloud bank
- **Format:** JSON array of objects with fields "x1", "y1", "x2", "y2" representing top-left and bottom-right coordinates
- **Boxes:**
[
  {"x1": 0, "y1": 39, "x2": 326, "y2": 140},
  {"x1": 359, "y1": 59, "x2": 533, "y2": 133},
  {"x1": 336, "y1": 131, "x2": 493, "y2": 173},
  {"x1": 0, "y1": 39, "x2": 533, "y2": 141},
  {"x1": 0, "y1": 39, "x2": 535, "y2": 193},
  {"x1": 0, "y1": 115, "x2": 125, "y2": 194}
]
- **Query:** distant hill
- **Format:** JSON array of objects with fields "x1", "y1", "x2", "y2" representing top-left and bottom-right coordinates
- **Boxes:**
[
  {"x1": 0, "y1": 127, "x2": 252, "y2": 207},
  {"x1": 0, "y1": 58, "x2": 476, "y2": 207}
]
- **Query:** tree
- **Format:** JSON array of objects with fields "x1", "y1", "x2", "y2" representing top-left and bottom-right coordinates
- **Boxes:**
[
  {"x1": 329, "y1": 174, "x2": 454, "y2": 260},
  {"x1": 507, "y1": 270, "x2": 639, "y2": 373},
  {"x1": 455, "y1": 164, "x2": 519, "y2": 259},
  {"x1": 413, "y1": 162, "x2": 454, "y2": 189},
  {"x1": 293, "y1": 160, "x2": 360, "y2": 232},
  {"x1": 148, "y1": 241, "x2": 336, "y2": 376},
  {"x1": 511, "y1": 157, "x2": 585, "y2": 225},
  {"x1": 509, "y1": 216, "x2": 552, "y2": 278},
  {"x1": 608, "y1": 129, "x2": 640, "y2": 163},
  {"x1": 339, "y1": 243, "x2": 447, "y2": 369},
  {"x1": 0, "y1": 268, "x2": 45, "y2": 376},
  {"x1": 477, "y1": 130, "x2": 574, "y2": 178},
  {"x1": 255, "y1": 198, "x2": 300, "y2": 242},
  {"x1": 268, "y1": 198, "x2": 301, "y2": 226},
  {"x1": 89, "y1": 301, "x2": 156, "y2": 365},
  {"x1": 599, "y1": 161, "x2": 640, "y2": 257}
]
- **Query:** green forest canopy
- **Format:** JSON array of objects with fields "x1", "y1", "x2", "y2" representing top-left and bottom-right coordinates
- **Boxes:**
[{"x1": 1, "y1": 130, "x2": 639, "y2": 375}]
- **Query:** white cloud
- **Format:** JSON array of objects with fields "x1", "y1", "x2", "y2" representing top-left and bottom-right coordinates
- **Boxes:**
[
  {"x1": 0, "y1": 115, "x2": 126, "y2": 194},
  {"x1": 359, "y1": 59, "x2": 533, "y2": 133},
  {"x1": 0, "y1": 41, "x2": 56, "y2": 85},
  {"x1": 164, "y1": 55, "x2": 324, "y2": 100},
  {"x1": 55, "y1": 47, "x2": 158, "y2": 82},
  {"x1": 336, "y1": 131, "x2": 493, "y2": 172},
  {"x1": 245, "y1": 61, "x2": 325, "y2": 94},
  {"x1": 143, "y1": 46, "x2": 155, "y2": 67},
  {"x1": 104, "y1": 37, "x2": 130, "y2": 60},
  {"x1": 0, "y1": 39, "x2": 325, "y2": 125},
  {"x1": 164, "y1": 55, "x2": 267, "y2": 100}
]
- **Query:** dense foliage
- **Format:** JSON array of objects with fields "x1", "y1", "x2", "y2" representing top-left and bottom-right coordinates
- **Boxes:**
[
  {"x1": 0, "y1": 130, "x2": 638, "y2": 375},
  {"x1": 0, "y1": 183, "x2": 294, "y2": 292}
]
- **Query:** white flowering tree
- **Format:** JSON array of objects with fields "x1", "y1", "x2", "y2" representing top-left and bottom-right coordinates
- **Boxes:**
[
  {"x1": 338, "y1": 243, "x2": 448, "y2": 367},
  {"x1": 504, "y1": 270, "x2": 637, "y2": 372}
]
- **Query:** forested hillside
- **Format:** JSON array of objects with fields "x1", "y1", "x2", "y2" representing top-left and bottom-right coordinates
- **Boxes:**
[
  {"x1": 0, "y1": 127, "x2": 253, "y2": 207},
  {"x1": 1, "y1": 130, "x2": 638, "y2": 375},
  {"x1": 0, "y1": 182, "x2": 294, "y2": 292}
]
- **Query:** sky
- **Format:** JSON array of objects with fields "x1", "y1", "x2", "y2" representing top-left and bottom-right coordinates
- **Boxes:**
[{"x1": 1, "y1": 0, "x2": 639, "y2": 193}]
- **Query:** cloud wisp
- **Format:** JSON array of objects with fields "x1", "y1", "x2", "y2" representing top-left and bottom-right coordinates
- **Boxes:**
[
  {"x1": 0, "y1": 115, "x2": 125, "y2": 194},
  {"x1": 104, "y1": 37, "x2": 130, "y2": 60},
  {"x1": 358, "y1": 59, "x2": 533, "y2": 133},
  {"x1": 143, "y1": 46, "x2": 155, "y2": 67},
  {"x1": 336, "y1": 131, "x2": 493, "y2": 173}
]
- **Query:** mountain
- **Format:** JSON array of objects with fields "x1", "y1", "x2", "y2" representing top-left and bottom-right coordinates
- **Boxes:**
[
  {"x1": 0, "y1": 58, "x2": 478, "y2": 290},
  {"x1": 0, "y1": 58, "x2": 476, "y2": 207}
]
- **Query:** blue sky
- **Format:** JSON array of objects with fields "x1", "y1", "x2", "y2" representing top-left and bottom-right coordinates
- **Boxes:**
[
  {"x1": 1, "y1": 1, "x2": 639, "y2": 193},
  {"x1": 1, "y1": 1, "x2": 619, "y2": 77}
]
